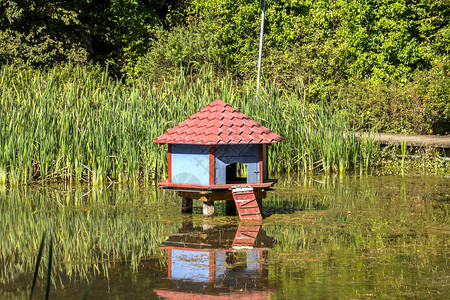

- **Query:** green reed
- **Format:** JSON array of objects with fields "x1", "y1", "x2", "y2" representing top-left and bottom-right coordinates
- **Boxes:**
[{"x1": 0, "y1": 63, "x2": 378, "y2": 185}]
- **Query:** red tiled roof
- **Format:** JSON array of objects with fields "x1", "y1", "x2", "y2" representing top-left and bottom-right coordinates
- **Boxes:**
[{"x1": 153, "y1": 100, "x2": 282, "y2": 145}]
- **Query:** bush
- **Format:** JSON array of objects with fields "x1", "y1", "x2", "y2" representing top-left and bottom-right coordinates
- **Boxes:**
[
  {"x1": 339, "y1": 61, "x2": 450, "y2": 135},
  {"x1": 130, "y1": 26, "x2": 222, "y2": 82}
]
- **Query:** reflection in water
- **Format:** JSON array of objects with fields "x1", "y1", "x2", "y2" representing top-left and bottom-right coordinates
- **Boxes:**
[
  {"x1": 156, "y1": 221, "x2": 275, "y2": 299},
  {"x1": 0, "y1": 174, "x2": 448, "y2": 299}
]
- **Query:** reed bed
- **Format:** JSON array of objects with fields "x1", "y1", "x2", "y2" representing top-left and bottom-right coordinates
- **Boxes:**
[{"x1": 0, "y1": 64, "x2": 378, "y2": 185}]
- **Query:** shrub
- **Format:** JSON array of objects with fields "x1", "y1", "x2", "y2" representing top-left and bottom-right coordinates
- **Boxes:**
[
  {"x1": 130, "y1": 26, "x2": 222, "y2": 82},
  {"x1": 339, "y1": 61, "x2": 450, "y2": 135}
]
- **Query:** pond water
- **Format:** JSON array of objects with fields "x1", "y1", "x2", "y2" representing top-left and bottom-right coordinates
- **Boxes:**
[{"x1": 0, "y1": 173, "x2": 449, "y2": 299}]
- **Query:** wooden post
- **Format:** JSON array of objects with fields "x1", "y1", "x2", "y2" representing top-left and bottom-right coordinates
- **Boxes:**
[
  {"x1": 203, "y1": 200, "x2": 215, "y2": 217},
  {"x1": 225, "y1": 200, "x2": 237, "y2": 216},
  {"x1": 256, "y1": 198, "x2": 263, "y2": 211},
  {"x1": 182, "y1": 215, "x2": 194, "y2": 229},
  {"x1": 202, "y1": 217, "x2": 214, "y2": 231},
  {"x1": 445, "y1": 148, "x2": 450, "y2": 159},
  {"x1": 181, "y1": 197, "x2": 193, "y2": 213}
]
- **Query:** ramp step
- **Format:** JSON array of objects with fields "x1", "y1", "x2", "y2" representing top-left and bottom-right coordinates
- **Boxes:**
[
  {"x1": 239, "y1": 207, "x2": 261, "y2": 215},
  {"x1": 241, "y1": 214, "x2": 262, "y2": 220},
  {"x1": 235, "y1": 199, "x2": 259, "y2": 208}
]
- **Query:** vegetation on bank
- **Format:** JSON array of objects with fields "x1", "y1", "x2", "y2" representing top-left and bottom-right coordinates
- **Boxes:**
[
  {"x1": 1, "y1": 1, "x2": 449, "y2": 184},
  {"x1": 1, "y1": 64, "x2": 383, "y2": 185},
  {"x1": 1, "y1": 0, "x2": 449, "y2": 135},
  {"x1": 1, "y1": 63, "x2": 448, "y2": 186}
]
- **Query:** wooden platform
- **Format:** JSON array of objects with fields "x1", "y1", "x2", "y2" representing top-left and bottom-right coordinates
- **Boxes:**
[
  {"x1": 159, "y1": 179, "x2": 277, "y2": 193},
  {"x1": 159, "y1": 224, "x2": 273, "y2": 251},
  {"x1": 179, "y1": 189, "x2": 266, "y2": 202}
]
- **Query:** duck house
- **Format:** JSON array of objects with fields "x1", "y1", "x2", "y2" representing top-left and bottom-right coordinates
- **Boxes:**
[{"x1": 153, "y1": 100, "x2": 282, "y2": 220}]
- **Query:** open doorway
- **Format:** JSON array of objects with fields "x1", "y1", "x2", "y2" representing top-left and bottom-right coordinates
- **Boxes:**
[{"x1": 226, "y1": 163, "x2": 247, "y2": 184}]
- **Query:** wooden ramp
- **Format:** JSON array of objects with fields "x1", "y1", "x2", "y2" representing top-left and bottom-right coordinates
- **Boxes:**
[
  {"x1": 232, "y1": 225, "x2": 260, "y2": 249},
  {"x1": 231, "y1": 186, "x2": 262, "y2": 220}
]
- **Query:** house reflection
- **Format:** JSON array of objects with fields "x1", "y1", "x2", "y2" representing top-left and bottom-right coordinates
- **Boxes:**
[{"x1": 155, "y1": 222, "x2": 275, "y2": 299}]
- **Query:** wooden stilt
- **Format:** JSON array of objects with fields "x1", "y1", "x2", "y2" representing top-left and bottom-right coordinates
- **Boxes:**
[
  {"x1": 202, "y1": 217, "x2": 214, "y2": 230},
  {"x1": 225, "y1": 200, "x2": 237, "y2": 216},
  {"x1": 181, "y1": 197, "x2": 193, "y2": 213},
  {"x1": 203, "y1": 200, "x2": 215, "y2": 217},
  {"x1": 256, "y1": 198, "x2": 263, "y2": 211}
]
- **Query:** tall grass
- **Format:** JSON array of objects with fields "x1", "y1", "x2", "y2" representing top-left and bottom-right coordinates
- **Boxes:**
[{"x1": 0, "y1": 64, "x2": 378, "y2": 185}]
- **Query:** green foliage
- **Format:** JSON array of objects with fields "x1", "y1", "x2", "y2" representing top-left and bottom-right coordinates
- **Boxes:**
[
  {"x1": 186, "y1": 0, "x2": 304, "y2": 80},
  {"x1": 0, "y1": 0, "x2": 90, "y2": 66},
  {"x1": 1, "y1": 0, "x2": 448, "y2": 85},
  {"x1": 131, "y1": 26, "x2": 222, "y2": 82},
  {"x1": 333, "y1": 0, "x2": 450, "y2": 82},
  {"x1": 0, "y1": 0, "x2": 179, "y2": 70},
  {"x1": 84, "y1": 0, "x2": 176, "y2": 72},
  {"x1": 185, "y1": 0, "x2": 449, "y2": 84},
  {"x1": 340, "y1": 61, "x2": 450, "y2": 134}
]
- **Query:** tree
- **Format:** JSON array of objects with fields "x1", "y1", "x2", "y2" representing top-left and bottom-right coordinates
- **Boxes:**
[{"x1": 0, "y1": 0, "x2": 90, "y2": 66}]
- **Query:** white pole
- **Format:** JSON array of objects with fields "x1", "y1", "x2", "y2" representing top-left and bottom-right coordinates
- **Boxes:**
[{"x1": 256, "y1": 0, "x2": 266, "y2": 101}]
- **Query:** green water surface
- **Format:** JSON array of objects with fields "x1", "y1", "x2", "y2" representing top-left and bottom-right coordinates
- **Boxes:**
[{"x1": 0, "y1": 173, "x2": 448, "y2": 299}]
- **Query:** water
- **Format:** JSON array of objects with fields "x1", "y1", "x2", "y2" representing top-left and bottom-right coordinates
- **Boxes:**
[{"x1": 0, "y1": 173, "x2": 449, "y2": 299}]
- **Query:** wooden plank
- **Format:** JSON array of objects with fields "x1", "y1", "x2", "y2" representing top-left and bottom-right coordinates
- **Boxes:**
[
  {"x1": 236, "y1": 201, "x2": 259, "y2": 208},
  {"x1": 241, "y1": 214, "x2": 262, "y2": 220},
  {"x1": 259, "y1": 144, "x2": 263, "y2": 183},
  {"x1": 239, "y1": 208, "x2": 261, "y2": 215},
  {"x1": 234, "y1": 233, "x2": 258, "y2": 241},
  {"x1": 235, "y1": 231, "x2": 259, "y2": 238},
  {"x1": 233, "y1": 238, "x2": 256, "y2": 245},
  {"x1": 352, "y1": 132, "x2": 450, "y2": 148},
  {"x1": 238, "y1": 225, "x2": 261, "y2": 232},
  {"x1": 167, "y1": 144, "x2": 172, "y2": 183},
  {"x1": 234, "y1": 193, "x2": 256, "y2": 201},
  {"x1": 159, "y1": 179, "x2": 277, "y2": 190},
  {"x1": 167, "y1": 248, "x2": 172, "y2": 278},
  {"x1": 209, "y1": 145, "x2": 215, "y2": 186},
  {"x1": 209, "y1": 251, "x2": 215, "y2": 282}
]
